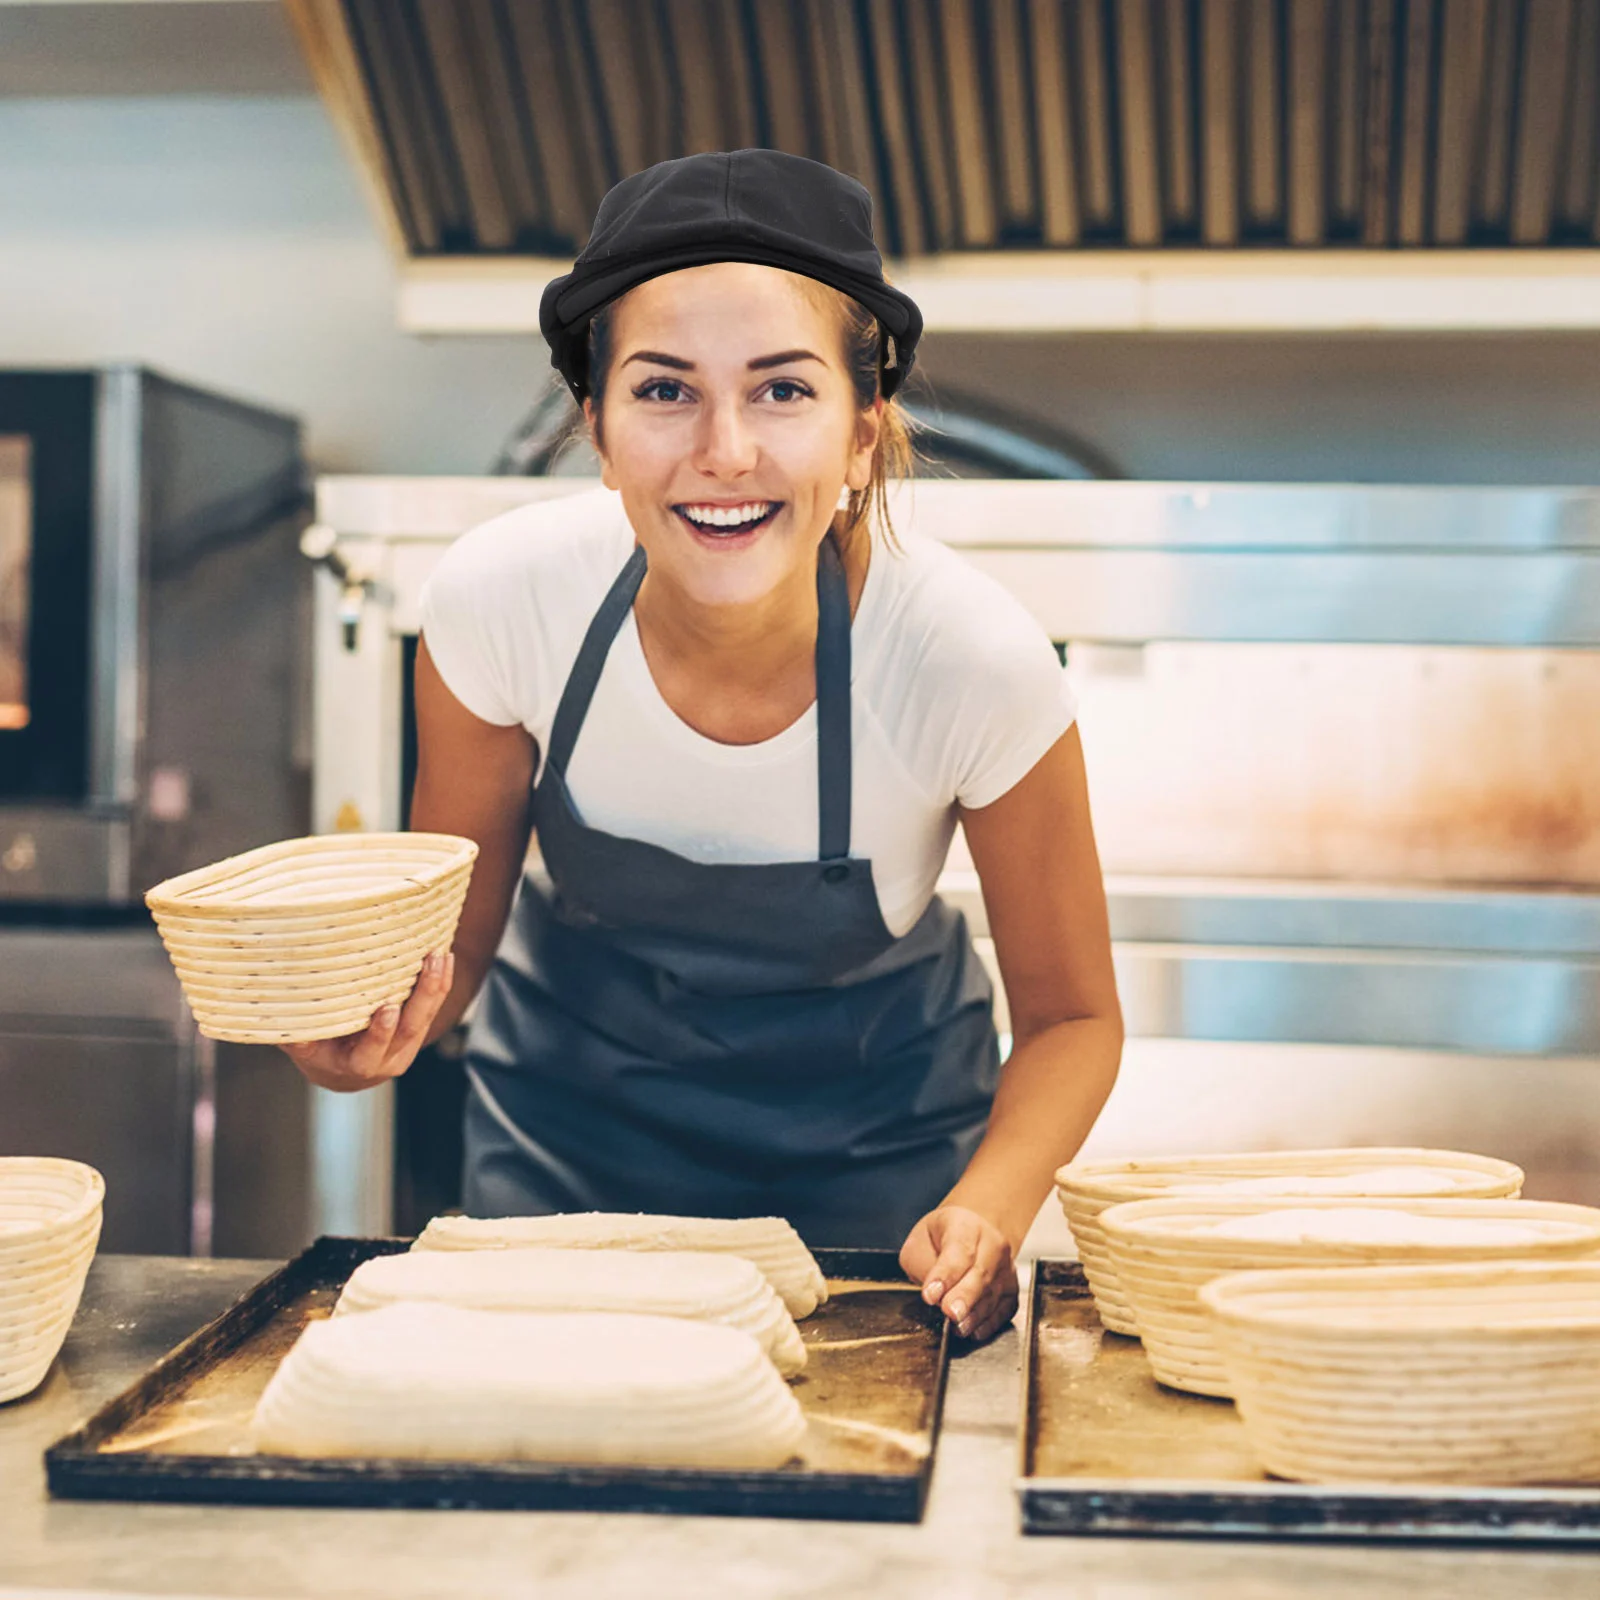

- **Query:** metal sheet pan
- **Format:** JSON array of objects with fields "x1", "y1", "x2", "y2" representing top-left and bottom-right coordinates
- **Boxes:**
[
  {"x1": 1019, "y1": 1258, "x2": 1600, "y2": 1543},
  {"x1": 46, "y1": 1238, "x2": 949, "y2": 1522}
]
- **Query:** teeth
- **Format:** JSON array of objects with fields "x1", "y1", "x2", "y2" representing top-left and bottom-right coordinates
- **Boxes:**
[{"x1": 679, "y1": 502, "x2": 774, "y2": 528}]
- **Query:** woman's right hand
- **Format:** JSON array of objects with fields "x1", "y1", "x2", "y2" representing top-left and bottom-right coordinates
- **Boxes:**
[{"x1": 280, "y1": 950, "x2": 456, "y2": 1093}]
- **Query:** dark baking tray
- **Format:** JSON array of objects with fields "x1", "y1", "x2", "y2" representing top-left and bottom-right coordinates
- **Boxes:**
[
  {"x1": 1018, "y1": 1258, "x2": 1600, "y2": 1543},
  {"x1": 46, "y1": 1237, "x2": 949, "y2": 1521}
]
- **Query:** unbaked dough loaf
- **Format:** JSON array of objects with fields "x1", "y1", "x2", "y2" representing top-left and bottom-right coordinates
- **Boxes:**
[
  {"x1": 335, "y1": 1246, "x2": 806, "y2": 1376},
  {"x1": 1193, "y1": 1208, "x2": 1578, "y2": 1248},
  {"x1": 413, "y1": 1213, "x2": 829, "y2": 1319},
  {"x1": 252, "y1": 1302, "x2": 807, "y2": 1469}
]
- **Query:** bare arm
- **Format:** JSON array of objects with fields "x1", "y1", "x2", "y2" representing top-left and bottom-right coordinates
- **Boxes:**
[
  {"x1": 901, "y1": 725, "x2": 1124, "y2": 1337},
  {"x1": 278, "y1": 636, "x2": 535, "y2": 1091},
  {"x1": 410, "y1": 635, "x2": 537, "y2": 1045}
]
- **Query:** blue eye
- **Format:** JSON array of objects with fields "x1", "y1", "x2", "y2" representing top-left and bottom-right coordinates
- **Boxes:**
[{"x1": 769, "y1": 380, "x2": 811, "y2": 402}]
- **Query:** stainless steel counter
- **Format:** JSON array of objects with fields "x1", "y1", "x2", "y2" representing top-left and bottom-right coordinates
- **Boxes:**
[{"x1": 2, "y1": 1256, "x2": 1597, "y2": 1600}]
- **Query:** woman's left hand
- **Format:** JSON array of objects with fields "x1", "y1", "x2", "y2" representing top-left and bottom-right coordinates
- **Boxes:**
[{"x1": 899, "y1": 1205, "x2": 1019, "y2": 1343}]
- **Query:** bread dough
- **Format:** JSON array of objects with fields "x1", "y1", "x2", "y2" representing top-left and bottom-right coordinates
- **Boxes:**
[
  {"x1": 336, "y1": 1247, "x2": 806, "y2": 1376},
  {"x1": 252, "y1": 1302, "x2": 807, "y2": 1469},
  {"x1": 1206, "y1": 1165, "x2": 1501, "y2": 1197},
  {"x1": 413, "y1": 1214, "x2": 829, "y2": 1319},
  {"x1": 1193, "y1": 1208, "x2": 1577, "y2": 1248}
]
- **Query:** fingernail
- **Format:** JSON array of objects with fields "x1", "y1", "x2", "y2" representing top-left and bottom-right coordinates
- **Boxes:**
[
  {"x1": 378, "y1": 1005, "x2": 400, "y2": 1027},
  {"x1": 948, "y1": 1300, "x2": 967, "y2": 1321},
  {"x1": 957, "y1": 1319, "x2": 973, "y2": 1338},
  {"x1": 923, "y1": 1280, "x2": 944, "y2": 1303}
]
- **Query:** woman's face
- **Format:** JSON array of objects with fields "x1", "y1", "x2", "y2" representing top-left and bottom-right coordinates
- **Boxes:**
[{"x1": 585, "y1": 263, "x2": 881, "y2": 610}]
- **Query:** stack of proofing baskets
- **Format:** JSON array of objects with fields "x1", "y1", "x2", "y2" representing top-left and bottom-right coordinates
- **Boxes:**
[
  {"x1": 1054, "y1": 1148, "x2": 1600, "y2": 1485},
  {"x1": 1054, "y1": 1148, "x2": 1523, "y2": 1337},
  {"x1": 1201, "y1": 1261, "x2": 1600, "y2": 1485},
  {"x1": 145, "y1": 833, "x2": 478, "y2": 1044},
  {"x1": 0, "y1": 1159, "x2": 104, "y2": 1402}
]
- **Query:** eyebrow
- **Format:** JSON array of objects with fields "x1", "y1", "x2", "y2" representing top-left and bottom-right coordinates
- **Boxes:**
[{"x1": 621, "y1": 348, "x2": 824, "y2": 372}]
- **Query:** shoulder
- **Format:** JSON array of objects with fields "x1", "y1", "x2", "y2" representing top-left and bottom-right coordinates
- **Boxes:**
[
  {"x1": 864, "y1": 531, "x2": 1076, "y2": 809},
  {"x1": 423, "y1": 485, "x2": 632, "y2": 608},
  {"x1": 418, "y1": 485, "x2": 631, "y2": 728},
  {"x1": 870, "y1": 530, "x2": 1056, "y2": 684}
]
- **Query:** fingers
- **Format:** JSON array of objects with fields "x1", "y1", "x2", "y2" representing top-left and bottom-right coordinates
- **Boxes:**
[
  {"x1": 386, "y1": 949, "x2": 454, "y2": 1065},
  {"x1": 920, "y1": 1211, "x2": 983, "y2": 1310},
  {"x1": 277, "y1": 951, "x2": 455, "y2": 1093},
  {"x1": 942, "y1": 1230, "x2": 1009, "y2": 1338},
  {"x1": 961, "y1": 1279, "x2": 1021, "y2": 1344}
]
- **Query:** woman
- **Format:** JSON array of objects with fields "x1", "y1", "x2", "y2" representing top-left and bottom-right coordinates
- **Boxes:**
[{"x1": 283, "y1": 150, "x2": 1122, "y2": 1343}]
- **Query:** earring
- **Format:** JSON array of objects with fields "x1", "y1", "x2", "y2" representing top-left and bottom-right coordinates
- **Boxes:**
[{"x1": 836, "y1": 484, "x2": 851, "y2": 510}]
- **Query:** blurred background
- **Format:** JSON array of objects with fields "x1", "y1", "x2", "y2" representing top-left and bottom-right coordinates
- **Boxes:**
[{"x1": 2, "y1": 0, "x2": 1598, "y2": 1262}]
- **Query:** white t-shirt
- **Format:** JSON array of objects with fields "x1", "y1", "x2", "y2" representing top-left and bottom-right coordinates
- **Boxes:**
[{"x1": 419, "y1": 487, "x2": 1076, "y2": 937}]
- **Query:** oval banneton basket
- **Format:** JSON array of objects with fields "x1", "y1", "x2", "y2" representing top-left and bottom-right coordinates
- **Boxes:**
[
  {"x1": 1100, "y1": 1194, "x2": 1600, "y2": 1398},
  {"x1": 146, "y1": 833, "x2": 478, "y2": 1045},
  {"x1": 1053, "y1": 1148, "x2": 1524, "y2": 1338},
  {"x1": 0, "y1": 1158, "x2": 105, "y2": 1403},
  {"x1": 1201, "y1": 1260, "x2": 1600, "y2": 1485}
]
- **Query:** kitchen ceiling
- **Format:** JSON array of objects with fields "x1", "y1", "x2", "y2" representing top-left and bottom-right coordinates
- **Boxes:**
[{"x1": 290, "y1": 0, "x2": 1600, "y2": 258}]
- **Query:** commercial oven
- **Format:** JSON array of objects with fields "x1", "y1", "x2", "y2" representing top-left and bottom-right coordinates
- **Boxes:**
[
  {"x1": 302, "y1": 477, "x2": 1600, "y2": 1239},
  {"x1": 0, "y1": 367, "x2": 316, "y2": 1255}
]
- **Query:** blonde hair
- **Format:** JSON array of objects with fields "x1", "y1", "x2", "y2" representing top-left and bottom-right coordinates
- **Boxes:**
[{"x1": 584, "y1": 270, "x2": 914, "y2": 552}]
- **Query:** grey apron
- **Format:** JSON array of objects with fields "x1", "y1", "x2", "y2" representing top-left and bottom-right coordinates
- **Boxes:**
[{"x1": 460, "y1": 533, "x2": 1000, "y2": 1247}]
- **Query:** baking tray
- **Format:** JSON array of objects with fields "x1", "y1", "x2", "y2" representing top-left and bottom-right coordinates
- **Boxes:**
[
  {"x1": 46, "y1": 1237, "x2": 949, "y2": 1521},
  {"x1": 1019, "y1": 1258, "x2": 1600, "y2": 1543}
]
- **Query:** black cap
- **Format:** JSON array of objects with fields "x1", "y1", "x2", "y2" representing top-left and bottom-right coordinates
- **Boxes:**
[{"x1": 540, "y1": 149, "x2": 922, "y2": 403}]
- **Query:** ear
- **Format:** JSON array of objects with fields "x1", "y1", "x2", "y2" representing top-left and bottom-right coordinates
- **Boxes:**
[
  {"x1": 583, "y1": 397, "x2": 619, "y2": 492},
  {"x1": 845, "y1": 397, "x2": 884, "y2": 493}
]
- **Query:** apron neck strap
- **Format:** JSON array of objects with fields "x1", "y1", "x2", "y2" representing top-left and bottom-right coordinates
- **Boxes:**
[
  {"x1": 543, "y1": 533, "x2": 854, "y2": 863},
  {"x1": 814, "y1": 531, "x2": 852, "y2": 862},
  {"x1": 544, "y1": 543, "x2": 647, "y2": 779}
]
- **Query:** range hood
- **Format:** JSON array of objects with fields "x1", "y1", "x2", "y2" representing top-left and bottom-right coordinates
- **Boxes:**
[{"x1": 289, "y1": 0, "x2": 1599, "y2": 254}]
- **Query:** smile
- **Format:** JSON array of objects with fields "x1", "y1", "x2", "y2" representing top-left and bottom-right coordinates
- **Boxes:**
[{"x1": 673, "y1": 501, "x2": 781, "y2": 538}]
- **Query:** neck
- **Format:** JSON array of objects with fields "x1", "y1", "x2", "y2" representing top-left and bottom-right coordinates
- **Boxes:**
[{"x1": 636, "y1": 523, "x2": 870, "y2": 694}]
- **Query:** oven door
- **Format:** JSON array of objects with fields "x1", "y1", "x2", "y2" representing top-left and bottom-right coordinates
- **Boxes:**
[{"x1": 0, "y1": 371, "x2": 98, "y2": 804}]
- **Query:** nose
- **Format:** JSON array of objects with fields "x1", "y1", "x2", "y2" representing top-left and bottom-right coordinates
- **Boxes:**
[{"x1": 691, "y1": 394, "x2": 758, "y2": 480}]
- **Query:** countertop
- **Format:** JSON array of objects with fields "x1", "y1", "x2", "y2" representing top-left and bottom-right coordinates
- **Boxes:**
[{"x1": 2, "y1": 1254, "x2": 1597, "y2": 1600}]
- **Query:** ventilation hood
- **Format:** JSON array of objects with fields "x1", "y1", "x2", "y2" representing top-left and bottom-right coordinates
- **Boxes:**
[{"x1": 287, "y1": 0, "x2": 1600, "y2": 333}]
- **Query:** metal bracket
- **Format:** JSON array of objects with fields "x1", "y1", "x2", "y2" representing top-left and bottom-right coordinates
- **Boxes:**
[{"x1": 300, "y1": 524, "x2": 383, "y2": 652}]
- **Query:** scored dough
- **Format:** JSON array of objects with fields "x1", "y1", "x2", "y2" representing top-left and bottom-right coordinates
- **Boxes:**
[
  {"x1": 252, "y1": 1302, "x2": 808, "y2": 1469},
  {"x1": 413, "y1": 1213, "x2": 829, "y2": 1319},
  {"x1": 336, "y1": 1247, "x2": 807, "y2": 1376},
  {"x1": 1193, "y1": 1208, "x2": 1580, "y2": 1247}
]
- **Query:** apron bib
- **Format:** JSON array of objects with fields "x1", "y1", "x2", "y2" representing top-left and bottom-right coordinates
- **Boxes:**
[{"x1": 461, "y1": 533, "x2": 999, "y2": 1247}]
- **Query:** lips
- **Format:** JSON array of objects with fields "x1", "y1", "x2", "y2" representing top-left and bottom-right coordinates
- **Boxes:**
[{"x1": 672, "y1": 502, "x2": 782, "y2": 539}]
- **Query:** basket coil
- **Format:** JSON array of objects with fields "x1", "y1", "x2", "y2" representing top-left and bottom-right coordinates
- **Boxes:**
[
  {"x1": 0, "y1": 1158, "x2": 105, "y2": 1403},
  {"x1": 1054, "y1": 1148, "x2": 1524, "y2": 1339},
  {"x1": 1101, "y1": 1194, "x2": 1600, "y2": 1398},
  {"x1": 145, "y1": 832, "x2": 478, "y2": 1044},
  {"x1": 1201, "y1": 1260, "x2": 1600, "y2": 1485}
]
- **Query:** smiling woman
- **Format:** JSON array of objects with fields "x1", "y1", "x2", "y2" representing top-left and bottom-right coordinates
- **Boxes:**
[{"x1": 279, "y1": 150, "x2": 1123, "y2": 1346}]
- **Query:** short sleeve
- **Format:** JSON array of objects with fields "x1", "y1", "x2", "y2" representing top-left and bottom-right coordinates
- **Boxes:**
[
  {"x1": 951, "y1": 628, "x2": 1078, "y2": 810},
  {"x1": 417, "y1": 528, "x2": 526, "y2": 728}
]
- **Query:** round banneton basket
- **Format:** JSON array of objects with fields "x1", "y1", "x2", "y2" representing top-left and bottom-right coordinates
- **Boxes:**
[
  {"x1": 1101, "y1": 1195, "x2": 1600, "y2": 1398},
  {"x1": 1053, "y1": 1148, "x2": 1524, "y2": 1338},
  {"x1": 1201, "y1": 1260, "x2": 1600, "y2": 1485},
  {"x1": 146, "y1": 832, "x2": 478, "y2": 1045},
  {"x1": 0, "y1": 1158, "x2": 105, "y2": 1404}
]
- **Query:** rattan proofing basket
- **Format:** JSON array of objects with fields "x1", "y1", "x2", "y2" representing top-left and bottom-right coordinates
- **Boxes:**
[
  {"x1": 0, "y1": 1158, "x2": 104, "y2": 1403},
  {"x1": 1101, "y1": 1195, "x2": 1600, "y2": 1398},
  {"x1": 1054, "y1": 1148, "x2": 1524, "y2": 1337},
  {"x1": 1201, "y1": 1260, "x2": 1600, "y2": 1485},
  {"x1": 146, "y1": 832, "x2": 478, "y2": 1044}
]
